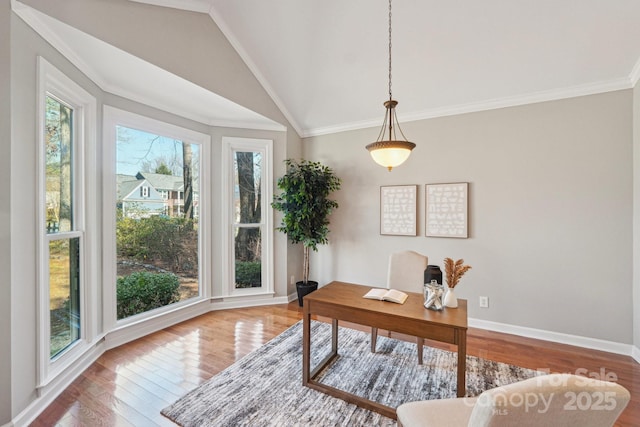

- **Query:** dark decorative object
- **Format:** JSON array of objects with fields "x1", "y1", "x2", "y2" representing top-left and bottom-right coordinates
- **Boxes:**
[
  {"x1": 424, "y1": 264, "x2": 443, "y2": 285},
  {"x1": 296, "y1": 281, "x2": 319, "y2": 307}
]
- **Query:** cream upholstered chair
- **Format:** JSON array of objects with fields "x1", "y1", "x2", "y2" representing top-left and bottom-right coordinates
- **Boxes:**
[
  {"x1": 371, "y1": 250, "x2": 428, "y2": 364},
  {"x1": 397, "y1": 373, "x2": 630, "y2": 427}
]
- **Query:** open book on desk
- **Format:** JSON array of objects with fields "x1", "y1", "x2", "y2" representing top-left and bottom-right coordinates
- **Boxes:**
[{"x1": 363, "y1": 288, "x2": 408, "y2": 304}]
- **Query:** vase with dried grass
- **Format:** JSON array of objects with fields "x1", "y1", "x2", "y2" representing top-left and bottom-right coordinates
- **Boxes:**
[{"x1": 443, "y1": 258, "x2": 472, "y2": 308}]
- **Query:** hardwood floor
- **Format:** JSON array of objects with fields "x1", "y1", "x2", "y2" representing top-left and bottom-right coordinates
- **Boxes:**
[{"x1": 32, "y1": 302, "x2": 639, "y2": 426}]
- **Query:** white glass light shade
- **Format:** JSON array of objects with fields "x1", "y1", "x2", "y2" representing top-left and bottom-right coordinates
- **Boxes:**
[{"x1": 367, "y1": 141, "x2": 414, "y2": 171}]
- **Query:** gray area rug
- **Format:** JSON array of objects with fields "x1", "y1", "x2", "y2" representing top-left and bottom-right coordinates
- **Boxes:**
[{"x1": 162, "y1": 320, "x2": 539, "y2": 426}]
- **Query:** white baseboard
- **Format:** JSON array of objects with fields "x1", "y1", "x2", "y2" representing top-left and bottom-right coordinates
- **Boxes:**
[
  {"x1": 210, "y1": 294, "x2": 292, "y2": 310},
  {"x1": 12, "y1": 301, "x2": 636, "y2": 427},
  {"x1": 469, "y1": 317, "x2": 635, "y2": 357},
  {"x1": 105, "y1": 298, "x2": 212, "y2": 350},
  {"x1": 104, "y1": 292, "x2": 295, "y2": 350},
  {"x1": 632, "y1": 345, "x2": 640, "y2": 364},
  {"x1": 287, "y1": 291, "x2": 299, "y2": 304},
  {"x1": 11, "y1": 341, "x2": 106, "y2": 427},
  {"x1": 9, "y1": 295, "x2": 295, "y2": 427}
]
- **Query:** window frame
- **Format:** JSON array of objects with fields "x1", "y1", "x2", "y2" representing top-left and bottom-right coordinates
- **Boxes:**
[
  {"x1": 221, "y1": 137, "x2": 274, "y2": 297},
  {"x1": 36, "y1": 57, "x2": 98, "y2": 388},
  {"x1": 102, "y1": 106, "x2": 211, "y2": 330}
]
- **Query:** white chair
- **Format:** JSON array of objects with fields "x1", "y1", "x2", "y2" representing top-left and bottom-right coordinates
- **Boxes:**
[
  {"x1": 397, "y1": 373, "x2": 631, "y2": 427},
  {"x1": 371, "y1": 250, "x2": 428, "y2": 364}
]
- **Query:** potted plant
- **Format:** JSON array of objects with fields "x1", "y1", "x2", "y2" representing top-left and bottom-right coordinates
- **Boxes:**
[{"x1": 272, "y1": 159, "x2": 341, "y2": 306}]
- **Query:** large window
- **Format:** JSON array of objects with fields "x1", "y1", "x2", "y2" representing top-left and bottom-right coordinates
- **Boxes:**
[
  {"x1": 223, "y1": 138, "x2": 273, "y2": 296},
  {"x1": 104, "y1": 107, "x2": 209, "y2": 325},
  {"x1": 37, "y1": 57, "x2": 97, "y2": 386}
]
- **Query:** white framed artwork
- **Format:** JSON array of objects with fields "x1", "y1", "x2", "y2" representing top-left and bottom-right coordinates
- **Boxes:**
[
  {"x1": 380, "y1": 185, "x2": 417, "y2": 236},
  {"x1": 425, "y1": 182, "x2": 469, "y2": 238}
]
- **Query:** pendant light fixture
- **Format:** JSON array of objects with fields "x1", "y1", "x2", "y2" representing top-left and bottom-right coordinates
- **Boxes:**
[{"x1": 366, "y1": 0, "x2": 415, "y2": 171}]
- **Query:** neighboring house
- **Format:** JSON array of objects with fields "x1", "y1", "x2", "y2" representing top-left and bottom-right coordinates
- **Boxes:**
[
  {"x1": 136, "y1": 172, "x2": 185, "y2": 217},
  {"x1": 116, "y1": 174, "x2": 165, "y2": 218},
  {"x1": 116, "y1": 172, "x2": 199, "y2": 218}
]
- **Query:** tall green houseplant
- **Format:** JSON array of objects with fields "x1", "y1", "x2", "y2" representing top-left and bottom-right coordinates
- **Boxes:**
[{"x1": 272, "y1": 159, "x2": 341, "y2": 302}]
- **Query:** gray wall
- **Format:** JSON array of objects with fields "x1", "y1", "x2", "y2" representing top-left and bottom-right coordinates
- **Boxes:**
[
  {"x1": 10, "y1": 13, "x2": 107, "y2": 415},
  {"x1": 6, "y1": 1, "x2": 302, "y2": 421},
  {"x1": 305, "y1": 91, "x2": 634, "y2": 344},
  {"x1": 634, "y1": 81, "x2": 640, "y2": 349},
  {"x1": 1, "y1": 1, "x2": 12, "y2": 424}
]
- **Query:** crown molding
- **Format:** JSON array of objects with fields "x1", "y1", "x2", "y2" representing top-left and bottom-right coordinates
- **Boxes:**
[
  {"x1": 303, "y1": 78, "x2": 633, "y2": 138},
  {"x1": 128, "y1": 0, "x2": 211, "y2": 14},
  {"x1": 103, "y1": 82, "x2": 286, "y2": 132},
  {"x1": 301, "y1": 117, "x2": 383, "y2": 139},
  {"x1": 630, "y1": 57, "x2": 640, "y2": 88}
]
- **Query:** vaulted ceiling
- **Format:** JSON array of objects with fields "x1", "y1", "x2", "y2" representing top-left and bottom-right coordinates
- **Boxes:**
[
  {"x1": 131, "y1": 0, "x2": 640, "y2": 137},
  {"x1": 38, "y1": 0, "x2": 640, "y2": 138}
]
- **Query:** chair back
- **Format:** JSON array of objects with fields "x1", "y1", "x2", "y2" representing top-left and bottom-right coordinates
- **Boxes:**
[
  {"x1": 386, "y1": 250, "x2": 428, "y2": 292},
  {"x1": 468, "y1": 373, "x2": 630, "y2": 427}
]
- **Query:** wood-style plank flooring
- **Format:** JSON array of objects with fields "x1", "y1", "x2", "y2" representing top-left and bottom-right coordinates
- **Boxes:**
[{"x1": 32, "y1": 302, "x2": 639, "y2": 426}]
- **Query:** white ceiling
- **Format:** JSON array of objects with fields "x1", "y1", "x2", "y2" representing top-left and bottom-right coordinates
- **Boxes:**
[
  {"x1": 17, "y1": 0, "x2": 640, "y2": 138},
  {"x1": 135, "y1": 0, "x2": 640, "y2": 138}
]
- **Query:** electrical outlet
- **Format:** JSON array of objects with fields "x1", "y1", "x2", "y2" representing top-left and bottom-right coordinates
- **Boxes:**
[
  {"x1": 290, "y1": 275, "x2": 295, "y2": 285},
  {"x1": 479, "y1": 296, "x2": 489, "y2": 308}
]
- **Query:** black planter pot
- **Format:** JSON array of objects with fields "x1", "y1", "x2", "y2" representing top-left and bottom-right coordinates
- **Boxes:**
[{"x1": 296, "y1": 281, "x2": 318, "y2": 307}]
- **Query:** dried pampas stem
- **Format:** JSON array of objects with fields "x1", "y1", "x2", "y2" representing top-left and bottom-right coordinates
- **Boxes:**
[{"x1": 444, "y1": 257, "x2": 472, "y2": 289}]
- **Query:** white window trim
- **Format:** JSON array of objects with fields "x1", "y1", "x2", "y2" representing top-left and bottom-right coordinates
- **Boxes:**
[
  {"x1": 102, "y1": 106, "x2": 211, "y2": 332},
  {"x1": 36, "y1": 57, "x2": 98, "y2": 389},
  {"x1": 221, "y1": 137, "x2": 274, "y2": 298}
]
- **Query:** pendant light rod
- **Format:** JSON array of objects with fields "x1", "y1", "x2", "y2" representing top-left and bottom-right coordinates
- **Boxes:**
[{"x1": 388, "y1": 0, "x2": 393, "y2": 101}]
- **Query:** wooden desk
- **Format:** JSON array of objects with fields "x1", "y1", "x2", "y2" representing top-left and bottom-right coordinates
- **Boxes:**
[{"x1": 302, "y1": 281, "x2": 468, "y2": 420}]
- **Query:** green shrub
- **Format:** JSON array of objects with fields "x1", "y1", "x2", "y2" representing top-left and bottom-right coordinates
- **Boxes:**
[
  {"x1": 117, "y1": 272, "x2": 180, "y2": 319},
  {"x1": 116, "y1": 216, "x2": 198, "y2": 274},
  {"x1": 235, "y1": 261, "x2": 261, "y2": 288}
]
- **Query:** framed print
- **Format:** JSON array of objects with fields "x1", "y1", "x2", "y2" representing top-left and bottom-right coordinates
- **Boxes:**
[
  {"x1": 380, "y1": 185, "x2": 417, "y2": 236},
  {"x1": 425, "y1": 182, "x2": 468, "y2": 238}
]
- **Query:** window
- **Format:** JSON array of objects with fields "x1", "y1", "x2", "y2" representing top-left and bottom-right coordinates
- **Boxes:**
[
  {"x1": 104, "y1": 107, "x2": 210, "y2": 325},
  {"x1": 37, "y1": 57, "x2": 97, "y2": 387},
  {"x1": 223, "y1": 138, "x2": 273, "y2": 296},
  {"x1": 45, "y1": 95, "x2": 81, "y2": 358}
]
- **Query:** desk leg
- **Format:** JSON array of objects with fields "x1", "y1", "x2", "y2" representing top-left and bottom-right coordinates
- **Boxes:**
[
  {"x1": 331, "y1": 319, "x2": 338, "y2": 353},
  {"x1": 302, "y1": 307, "x2": 311, "y2": 386},
  {"x1": 457, "y1": 328, "x2": 467, "y2": 397}
]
